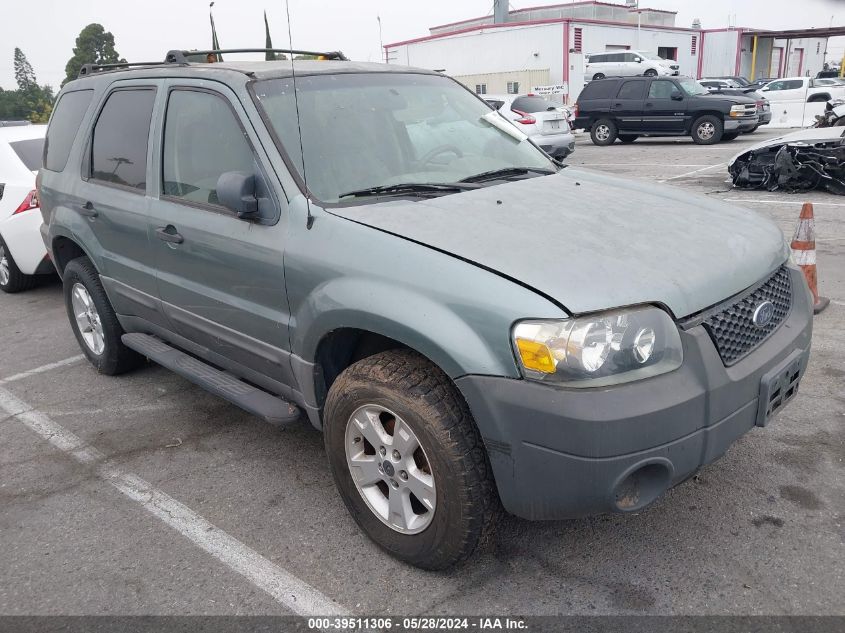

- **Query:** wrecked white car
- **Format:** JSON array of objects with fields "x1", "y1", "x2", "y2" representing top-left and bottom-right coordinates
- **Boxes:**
[{"x1": 728, "y1": 126, "x2": 845, "y2": 195}]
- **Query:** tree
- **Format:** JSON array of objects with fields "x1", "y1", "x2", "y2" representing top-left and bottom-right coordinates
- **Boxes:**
[
  {"x1": 263, "y1": 12, "x2": 286, "y2": 61},
  {"x1": 14, "y1": 48, "x2": 37, "y2": 90},
  {"x1": 63, "y1": 24, "x2": 125, "y2": 86}
]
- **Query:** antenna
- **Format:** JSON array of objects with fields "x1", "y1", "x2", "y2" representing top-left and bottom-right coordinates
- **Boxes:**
[{"x1": 285, "y1": 0, "x2": 314, "y2": 230}]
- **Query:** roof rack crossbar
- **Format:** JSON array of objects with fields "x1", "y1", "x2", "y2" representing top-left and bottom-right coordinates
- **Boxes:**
[{"x1": 165, "y1": 48, "x2": 348, "y2": 63}]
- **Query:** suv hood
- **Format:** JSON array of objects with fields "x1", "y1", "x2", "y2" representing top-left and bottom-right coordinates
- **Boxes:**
[
  {"x1": 700, "y1": 93, "x2": 756, "y2": 105},
  {"x1": 328, "y1": 169, "x2": 787, "y2": 318}
]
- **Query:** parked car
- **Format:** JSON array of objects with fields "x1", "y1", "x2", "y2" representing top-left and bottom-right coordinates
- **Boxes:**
[
  {"x1": 572, "y1": 76, "x2": 759, "y2": 145},
  {"x1": 700, "y1": 79, "x2": 771, "y2": 129},
  {"x1": 747, "y1": 77, "x2": 778, "y2": 90},
  {"x1": 40, "y1": 50, "x2": 812, "y2": 569},
  {"x1": 0, "y1": 125, "x2": 53, "y2": 293},
  {"x1": 813, "y1": 77, "x2": 845, "y2": 87},
  {"x1": 585, "y1": 51, "x2": 674, "y2": 80},
  {"x1": 760, "y1": 76, "x2": 845, "y2": 103},
  {"x1": 483, "y1": 94, "x2": 575, "y2": 158}
]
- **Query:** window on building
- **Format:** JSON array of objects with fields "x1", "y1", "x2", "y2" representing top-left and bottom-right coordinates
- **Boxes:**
[
  {"x1": 162, "y1": 90, "x2": 257, "y2": 207},
  {"x1": 573, "y1": 28, "x2": 583, "y2": 53},
  {"x1": 506, "y1": 81, "x2": 520, "y2": 94},
  {"x1": 475, "y1": 84, "x2": 487, "y2": 95},
  {"x1": 691, "y1": 36, "x2": 697, "y2": 55},
  {"x1": 90, "y1": 89, "x2": 156, "y2": 190},
  {"x1": 657, "y1": 47, "x2": 678, "y2": 61},
  {"x1": 44, "y1": 89, "x2": 93, "y2": 172},
  {"x1": 616, "y1": 80, "x2": 645, "y2": 100}
]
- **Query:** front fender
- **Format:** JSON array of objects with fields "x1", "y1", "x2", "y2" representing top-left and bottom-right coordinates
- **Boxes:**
[{"x1": 293, "y1": 276, "x2": 519, "y2": 379}]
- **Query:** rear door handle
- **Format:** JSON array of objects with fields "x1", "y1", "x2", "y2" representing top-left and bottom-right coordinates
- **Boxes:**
[
  {"x1": 77, "y1": 201, "x2": 98, "y2": 218},
  {"x1": 156, "y1": 226, "x2": 184, "y2": 245}
]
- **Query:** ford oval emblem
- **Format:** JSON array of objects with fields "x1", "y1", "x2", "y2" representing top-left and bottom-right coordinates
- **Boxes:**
[{"x1": 752, "y1": 301, "x2": 775, "y2": 328}]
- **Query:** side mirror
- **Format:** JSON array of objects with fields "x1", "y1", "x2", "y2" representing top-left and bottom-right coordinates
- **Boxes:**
[
  {"x1": 216, "y1": 171, "x2": 259, "y2": 220},
  {"x1": 671, "y1": 92, "x2": 684, "y2": 101},
  {"x1": 635, "y1": 57, "x2": 642, "y2": 63}
]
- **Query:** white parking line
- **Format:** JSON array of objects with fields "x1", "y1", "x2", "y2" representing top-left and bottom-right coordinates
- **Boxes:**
[
  {"x1": 721, "y1": 198, "x2": 845, "y2": 207},
  {"x1": 658, "y1": 163, "x2": 726, "y2": 183},
  {"x1": 0, "y1": 355, "x2": 85, "y2": 385},
  {"x1": 0, "y1": 381, "x2": 347, "y2": 617}
]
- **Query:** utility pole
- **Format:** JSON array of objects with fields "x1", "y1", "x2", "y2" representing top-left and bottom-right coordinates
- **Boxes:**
[{"x1": 377, "y1": 15, "x2": 385, "y2": 63}]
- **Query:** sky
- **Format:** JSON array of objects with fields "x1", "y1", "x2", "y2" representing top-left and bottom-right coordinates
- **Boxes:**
[{"x1": 0, "y1": 0, "x2": 842, "y2": 90}]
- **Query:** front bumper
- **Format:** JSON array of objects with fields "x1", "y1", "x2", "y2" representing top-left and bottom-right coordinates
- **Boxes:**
[
  {"x1": 725, "y1": 116, "x2": 760, "y2": 132},
  {"x1": 455, "y1": 267, "x2": 813, "y2": 520}
]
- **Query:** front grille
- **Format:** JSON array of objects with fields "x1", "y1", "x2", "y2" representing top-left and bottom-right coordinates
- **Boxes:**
[{"x1": 700, "y1": 266, "x2": 792, "y2": 366}]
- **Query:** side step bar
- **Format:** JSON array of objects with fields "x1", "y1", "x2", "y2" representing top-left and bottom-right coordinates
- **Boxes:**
[{"x1": 121, "y1": 333, "x2": 301, "y2": 427}]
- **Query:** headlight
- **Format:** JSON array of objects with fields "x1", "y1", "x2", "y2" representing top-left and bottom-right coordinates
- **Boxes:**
[{"x1": 512, "y1": 306, "x2": 683, "y2": 387}]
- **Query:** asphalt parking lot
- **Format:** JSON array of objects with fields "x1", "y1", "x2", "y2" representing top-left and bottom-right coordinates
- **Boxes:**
[{"x1": 1, "y1": 128, "x2": 843, "y2": 618}]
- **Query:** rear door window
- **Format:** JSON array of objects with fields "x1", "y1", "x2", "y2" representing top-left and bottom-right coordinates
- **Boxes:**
[
  {"x1": 44, "y1": 89, "x2": 93, "y2": 172},
  {"x1": 10, "y1": 138, "x2": 45, "y2": 171},
  {"x1": 616, "y1": 81, "x2": 645, "y2": 100},
  {"x1": 90, "y1": 88, "x2": 156, "y2": 191}
]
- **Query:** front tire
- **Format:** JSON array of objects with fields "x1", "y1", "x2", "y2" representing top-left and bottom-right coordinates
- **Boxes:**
[
  {"x1": 63, "y1": 257, "x2": 143, "y2": 375},
  {"x1": 691, "y1": 115, "x2": 723, "y2": 144},
  {"x1": 0, "y1": 236, "x2": 37, "y2": 294},
  {"x1": 323, "y1": 349, "x2": 499, "y2": 570},
  {"x1": 590, "y1": 118, "x2": 618, "y2": 146},
  {"x1": 644, "y1": 68, "x2": 658, "y2": 77}
]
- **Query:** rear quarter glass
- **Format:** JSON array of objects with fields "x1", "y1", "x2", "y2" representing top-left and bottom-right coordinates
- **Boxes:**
[
  {"x1": 44, "y1": 89, "x2": 94, "y2": 172},
  {"x1": 581, "y1": 80, "x2": 619, "y2": 100}
]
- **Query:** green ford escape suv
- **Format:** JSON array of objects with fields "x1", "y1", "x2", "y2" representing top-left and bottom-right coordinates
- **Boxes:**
[{"x1": 38, "y1": 49, "x2": 813, "y2": 569}]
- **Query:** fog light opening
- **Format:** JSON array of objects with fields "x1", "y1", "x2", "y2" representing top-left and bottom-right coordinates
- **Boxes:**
[{"x1": 613, "y1": 462, "x2": 671, "y2": 512}]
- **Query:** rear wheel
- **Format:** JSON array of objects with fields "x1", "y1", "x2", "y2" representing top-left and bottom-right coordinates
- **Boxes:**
[
  {"x1": 691, "y1": 115, "x2": 723, "y2": 145},
  {"x1": 590, "y1": 118, "x2": 618, "y2": 146},
  {"x1": 618, "y1": 134, "x2": 639, "y2": 143},
  {"x1": 323, "y1": 349, "x2": 499, "y2": 570},
  {"x1": 63, "y1": 257, "x2": 143, "y2": 375},
  {"x1": 721, "y1": 132, "x2": 740, "y2": 141},
  {"x1": 0, "y1": 236, "x2": 37, "y2": 294},
  {"x1": 592, "y1": 73, "x2": 606, "y2": 80}
]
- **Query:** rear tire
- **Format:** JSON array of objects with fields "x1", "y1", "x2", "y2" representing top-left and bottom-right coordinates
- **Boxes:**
[
  {"x1": 590, "y1": 118, "x2": 618, "y2": 146},
  {"x1": 721, "y1": 132, "x2": 740, "y2": 141},
  {"x1": 691, "y1": 115, "x2": 723, "y2": 144},
  {"x1": 0, "y1": 236, "x2": 37, "y2": 294},
  {"x1": 618, "y1": 134, "x2": 639, "y2": 143},
  {"x1": 63, "y1": 257, "x2": 143, "y2": 375},
  {"x1": 592, "y1": 73, "x2": 606, "y2": 80},
  {"x1": 323, "y1": 349, "x2": 499, "y2": 570}
]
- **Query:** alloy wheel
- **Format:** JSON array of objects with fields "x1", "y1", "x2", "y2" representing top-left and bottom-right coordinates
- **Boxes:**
[
  {"x1": 0, "y1": 246, "x2": 9, "y2": 286},
  {"x1": 595, "y1": 125, "x2": 611, "y2": 142},
  {"x1": 697, "y1": 122, "x2": 716, "y2": 140},
  {"x1": 71, "y1": 282, "x2": 105, "y2": 355},
  {"x1": 345, "y1": 404, "x2": 436, "y2": 534}
]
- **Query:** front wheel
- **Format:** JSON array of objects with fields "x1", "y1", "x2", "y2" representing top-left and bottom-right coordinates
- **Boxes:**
[
  {"x1": 323, "y1": 350, "x2": 499, "y2": 570},
  {"x1": 644, "y1": 69, "x2": 658, "y2": 77},
  {"x1": 590, "y1": 118, "x2": 618, "y2": 146},
  {"x1": 63, "y1": 257, "x2": 143, "y2": 375},
  {"x1": 691, "y1": 115, "x2": 724, "y2": 144}
]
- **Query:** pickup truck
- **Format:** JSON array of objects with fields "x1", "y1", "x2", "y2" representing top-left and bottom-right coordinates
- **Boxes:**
[{"x1": 760, "y1": 76, "x2": 845, "y2": 104}]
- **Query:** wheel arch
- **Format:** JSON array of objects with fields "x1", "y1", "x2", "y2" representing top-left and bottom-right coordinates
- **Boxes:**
[
  {"x1": 686, "y1": 111, "x2": 725, "y2": 133},
  {"x1": 807, "y1": 92, "x2": 831, "y2": 103},
  {"x1": 51, "y1": 234, "x2": 93, "y2": 275}
]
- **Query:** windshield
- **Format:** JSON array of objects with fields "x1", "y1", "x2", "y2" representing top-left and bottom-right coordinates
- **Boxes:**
[
  {"x1": 640, "y1": 53, "x2": 663, "y2": 61},
  {"x1": 677, "y1": 78, "x2": 709, "y2": 96},
  {"x1": 252, "y1": 72, "x2": 554, "y2": 204}
]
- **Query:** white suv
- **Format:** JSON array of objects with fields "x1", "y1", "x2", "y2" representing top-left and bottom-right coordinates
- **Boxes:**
[
  {"x1": 586, "y1": 51, "x2": 677, "y2": 80},
  {"x1": 484, "y1": 94, "x2": 575, "y2": 158},
  {"x1": 0, "y1": 124, "x2": 51, "y2": 293}
]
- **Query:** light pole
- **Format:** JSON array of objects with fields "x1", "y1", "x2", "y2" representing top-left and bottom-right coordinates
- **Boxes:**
[{"x1": 377, "y1": 16, "x2": 385, "y2": 63}]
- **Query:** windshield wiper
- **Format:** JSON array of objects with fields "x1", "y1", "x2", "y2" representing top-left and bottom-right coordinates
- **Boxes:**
[
  {"x1": 338, "y1": 182, "x2": 479, "y2": 199},
  {"x1": 459, "y1": 166, "x2": 557, "y2": 184}
]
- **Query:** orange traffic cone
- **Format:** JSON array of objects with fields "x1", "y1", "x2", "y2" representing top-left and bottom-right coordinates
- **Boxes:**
[{"x1": 790, "y1": 202, "x2": 829, "y2": 315}]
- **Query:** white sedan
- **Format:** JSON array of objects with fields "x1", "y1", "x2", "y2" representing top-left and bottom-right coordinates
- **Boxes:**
[
  {"x1": 0, "y1": 125, "x2": 52, "y2": 293},
  {"x1": 484, "y1": 94, "x2": 575, "y2": 159}
]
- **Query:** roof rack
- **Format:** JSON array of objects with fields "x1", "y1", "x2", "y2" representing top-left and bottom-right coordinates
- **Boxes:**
[{"x1": 78, "y1": 48, "x2": 348, "y2": 78}]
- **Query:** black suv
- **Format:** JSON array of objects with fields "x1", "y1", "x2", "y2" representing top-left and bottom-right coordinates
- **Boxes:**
[{"x1": 573, "y1": 76, "x2": 759, "y2": 145}]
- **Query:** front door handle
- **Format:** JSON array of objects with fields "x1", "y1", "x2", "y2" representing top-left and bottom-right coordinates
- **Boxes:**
[
  {"x1": 156, "y1": 226, "x2": 184, "y2": 245},
  {"x1": 77, "y1": 201, "x2": 98, "y2": 218}
]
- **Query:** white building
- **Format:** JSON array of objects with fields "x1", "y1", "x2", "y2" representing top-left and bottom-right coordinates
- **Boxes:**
[{"x1": 384, "y1": 1, "x2": 835, "y2": 104}]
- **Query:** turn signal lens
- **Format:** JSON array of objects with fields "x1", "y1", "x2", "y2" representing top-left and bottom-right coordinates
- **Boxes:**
[{"x1": 515, "y1": 339, "x2": 556, "y2": 374}]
